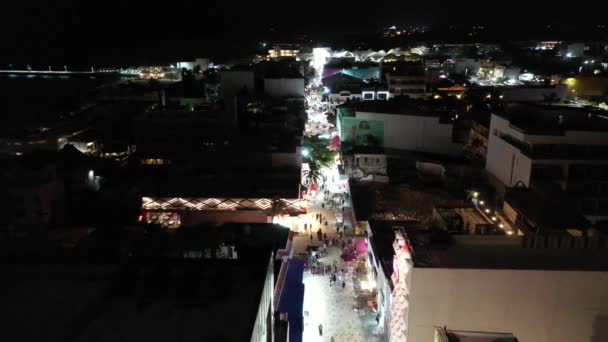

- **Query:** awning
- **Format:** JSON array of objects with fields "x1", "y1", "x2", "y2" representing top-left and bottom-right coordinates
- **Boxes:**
[{"x1": 356, "y1": 239, "x2": 369, "y2": 254}]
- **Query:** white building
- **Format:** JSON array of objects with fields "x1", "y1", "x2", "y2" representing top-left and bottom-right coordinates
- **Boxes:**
[
  {"x1": 409, "y1": 266, "x2": 608, "y2": 342},
  {"x1": 485, "y1": 105, "x2": 608, "y2": 221},
  {"x1": 337, "y1": 103, "x2": 462, "y2": 156},
  {"x1": 367, "y1": 222, "x2": 608, "y2": 342}
]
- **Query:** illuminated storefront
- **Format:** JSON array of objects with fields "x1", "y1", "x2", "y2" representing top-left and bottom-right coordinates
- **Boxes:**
[
  {"x1": 142, "y1": 197, "x2": 304, "y2": 212},
  {"x1": 389, "y1": 231, "x2": 413, "y2": 342},
  {"x1": 142, "y1": 197, "x2": 307, "y2": 227}
]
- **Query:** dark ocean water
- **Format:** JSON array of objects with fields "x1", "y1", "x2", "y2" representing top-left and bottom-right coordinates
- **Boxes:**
[{"x1": 0, "y1": 74, "x2": 121, "y2": 135}]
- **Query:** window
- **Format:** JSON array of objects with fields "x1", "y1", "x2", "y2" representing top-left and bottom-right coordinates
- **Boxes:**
[
  {"x1": 599, "y1": 183, "x2": 608, "y2": 196},
  {"x1": 583, "y1": 183, "x2": 598, "y2": 196},
  {"x1": 598, "y1": 200, "x2": 608, "y2": 215},
  {"x1": 581, "y1": 199, "x2": 596, "y2": 215}
]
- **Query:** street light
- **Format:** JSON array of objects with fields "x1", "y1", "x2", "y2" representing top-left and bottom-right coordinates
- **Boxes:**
[{"x1": 301, "y1": 149, "x2": 310, "y2": 157}]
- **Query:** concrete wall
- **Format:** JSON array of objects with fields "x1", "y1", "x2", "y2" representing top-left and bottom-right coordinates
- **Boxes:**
[
  {"x1": 264, "y1": 78, "x2": 305, "y2": 98},
  {"x1": 356, "y1": 111, "x2": 461, "y2": 156},
  {"x1": 250, "y1": 255, "x2": 275, "y2": 342},
  {"x1": 408, "y1": 268, "x2": 608, "y2": 342},
  {"x1": 524, "y1": 130, "x2": 608, "y2": 146},
  {"x1": 486, "y1": 132, "x2": 532, "y2": 187},
  {"x1": 486, "y1": 114, "x2": 532, "y2": 187}
]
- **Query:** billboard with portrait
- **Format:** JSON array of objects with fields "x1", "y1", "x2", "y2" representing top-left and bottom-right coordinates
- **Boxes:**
[{"x1": 341, "y1": 118, "x2": 384, "y2": 147}]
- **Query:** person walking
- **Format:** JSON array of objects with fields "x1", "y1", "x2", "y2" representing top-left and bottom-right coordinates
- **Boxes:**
[
  {"x1": 342, "y1": 280, "x2": 346, "y2": 289},
  {"x1": 318, "y1": 324, "x2": 323, "y2": 336},
  {"x1": 310, "y1": 233, "x2": 313, "y2": 242}
]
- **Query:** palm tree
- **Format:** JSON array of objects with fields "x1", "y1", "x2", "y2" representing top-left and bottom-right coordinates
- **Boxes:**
[
  {"x1": 307, "y1": 161, "x2": 323, "y2": 186},
  {"x1": 270, "y1": 196, "x2": 287, "y2": 218},
  {"x1": 303, "y1": 135, "x2": 336, "y2": 169}
]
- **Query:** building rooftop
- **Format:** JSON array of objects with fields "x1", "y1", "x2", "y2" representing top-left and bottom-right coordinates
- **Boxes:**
[
  {"x1": 413, "y1": 233, "x2": 608, "y2": 271},
  {"x1": 76, "y1": 259, "x2": 269, "y2": 342},
  {"x1": 436, "y1": 327, "x2": 518, "y2": 342},
  {"x1": 505, "y1": 183, "x2": 590, "y2": 233},
  {"x1": 0, "y1": 223, "x2": 289, "y2": 342},
  {"x1": 504, "y1": 102, "x2": 608, "y2": 134},
  {"x1": 0, "y1": 264, "x2": 118, "y2": 342},
  {"x1": 339, "y1": 99, "x2": 452, "y2": 121},
  {"x1": 136, "y1": 166, "x2": 302, "y2": 198}
]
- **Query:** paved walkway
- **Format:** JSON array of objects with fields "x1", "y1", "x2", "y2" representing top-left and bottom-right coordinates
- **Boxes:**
[
  {"x1": 300, "y1": 246, "x2": 385, "y2": 342},
  {"x1": 296, "y1": 63, "x2": 386, "y2": 342},
  {"x1": 291, "y1": 189, "x2": 386, "y2": 342}
]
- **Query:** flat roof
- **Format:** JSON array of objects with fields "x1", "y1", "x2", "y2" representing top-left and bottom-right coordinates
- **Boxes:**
[
  {"x1": 136, "y1": 166, "x2": 302, "y2": 198},
  {"x1": 503, "y1": 103, "x2": 608, "y2": 134},
  {"x1": 340, "y1": 100, "x2": 452, "y2": 120},
  {"x1": 0, "y1": 223, "x2": 289, "y2": 342},
  {"x1": 76, "y1": 259, "x2": 269, "y2": 342},
  {"x1": 413, "y1": 233, "x2": 608, "y2": 271},
  {"x1": 0, "y1": 265, "x2": 117, "y2": 342},
  {"x1": 505, "y1": 183, "x2": 589, "y2": 233}
]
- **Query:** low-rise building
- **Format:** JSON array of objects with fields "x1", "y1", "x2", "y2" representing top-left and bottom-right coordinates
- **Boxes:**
[
  {"x1": 268, "y1": 46, "x2": 300, "y2": 60},
  {"x1": 1, "y1": 223, "x2": 292, "y2": 342},
  {"x1": 366, "y1": 221, "x2": 608, "y2": 342},
  {"x1": 499, "y1": 84, "x2": 568, "y2": 102},
  {"x1": 383, "y1": 61, "x2": 427, "y2": 98},
  {"x1": 337, "y1": 100, "x2": 461, "y2": 156},
  {"x1": 486, "y1": 103, "x2": 608, "y2": 221}
]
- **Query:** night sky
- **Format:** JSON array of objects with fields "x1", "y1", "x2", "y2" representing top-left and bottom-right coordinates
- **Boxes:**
[{"x1": 2, "y1": 1, "x2": 606, "y2": 66}]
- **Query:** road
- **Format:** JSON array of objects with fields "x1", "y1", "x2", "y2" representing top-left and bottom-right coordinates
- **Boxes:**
[{"x1": 291, "y1": 56, "x2": 387, "y2": 342}]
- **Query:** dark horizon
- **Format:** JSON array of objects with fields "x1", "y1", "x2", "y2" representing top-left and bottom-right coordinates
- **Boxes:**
[{"x1": 2, "y1": 1, "x2": 608, "y2": 66}]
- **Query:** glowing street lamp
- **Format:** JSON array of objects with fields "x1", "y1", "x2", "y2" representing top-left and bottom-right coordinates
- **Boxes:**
[{"x1": 301, "y1": 149, "x2": 310, "y2": 157}]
